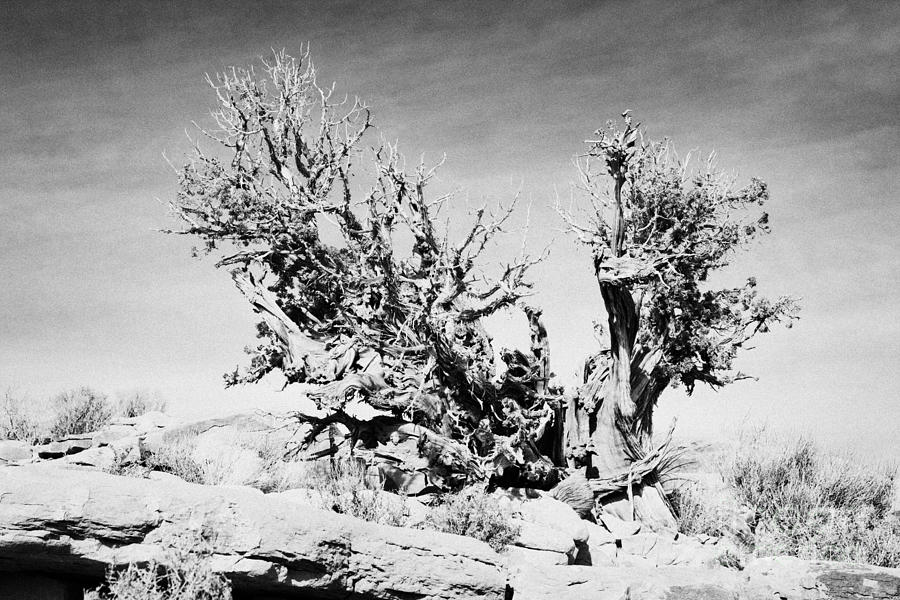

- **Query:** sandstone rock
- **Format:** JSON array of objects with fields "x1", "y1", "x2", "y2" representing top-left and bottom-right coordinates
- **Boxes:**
[
  {"x1": 64, "y1": 446, "x2": 115, "y2": 470},
  {"x1": 35, "y1": 437, "x2": 93, "y2": 459},
  {"x1": 496, "y1": 487, "x2": 590, "y2": 551},
  {"x1": 0, "y1": 465, "x2": 507, "y2": 599},
  {"x1": 598, "y1": 512, "x2": 641, "y2": 538},
  {"x1": 512, "y1": 519, "x2": 577, "y2": 559},
  {"x1": 268, "y1": 487, "x2": 319, "y2": 506},
  {"x1": 113, "y1": 410, "x2": 177, "y2": 432},
  {"x1": 517, "y1": 494, "x2": 589, "y2": 544},
  {"x1": 0, "y1": 440, "x2": 32, "y2": 463},
  {"x1": 577, "y1": 540, "x2": 617, "y2": 567},
  {"x1": 505, "y1": 545, "x2": 570, "y2": 567},
  {"x1": 584, "y1": 521, "x2": 616, "y2": 545},
  {"x1": 620, "y1": 532, "x2": 659, "y2": 558},
  {"x1": 92, "y1": 424, "x2": 139, "y2": 447},
  {"x1": 744, "y1": 556, "x2": 900, "y2": 599},
  {"x1": 509, "y1": 561, "x2": 900, "y2": 600}
]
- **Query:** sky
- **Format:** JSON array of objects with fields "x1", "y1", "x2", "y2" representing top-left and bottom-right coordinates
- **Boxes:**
[{"x1": 1, "y1": 1, "x2": 897, "y2": 457}]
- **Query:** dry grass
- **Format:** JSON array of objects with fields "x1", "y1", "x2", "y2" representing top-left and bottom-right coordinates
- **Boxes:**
[
  {"x1": 673, "y1": 427, "x2": 900, "y2": 568},
  {"x1": 1, "y1": 387, "x2": 117, "y2": 443},
  {"x1": 85, "y1": 529, "x2": 231, "y2": 600},
  {"x1": 425, "y1": 487, "x2": 520, "y2": 551},
  {"x1": 50, "y1": 387, "x2": 114, "y2": 438},
  {"x1": 116, "y1": 391, "x2": 168, "y2": 418},
  {"x1": 0, "y1": 390, "x2": 47, "y2": 444},
  {"x1": 670, "y1": 481, "x2": 733, "y2": 538},
  {"x1": 304, "y1": 458, "x2": 408, "y2": 526}
]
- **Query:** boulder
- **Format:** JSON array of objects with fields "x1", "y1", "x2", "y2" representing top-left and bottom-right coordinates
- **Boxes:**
[
  {"x1": 0, "y1": 440, "x2": 32, "y2": 463},
  {"x1": 496, "y1": 488, "x2": 590, "y2": 546},
  {"x1": 35, "y1": 437, "x2": 93, "y2": 459},
  {"x1": 0, "y1": 465, "x2": 507, "y2": 599},
  {"x1": 598, "y1": 512, "x2": 641, "y2": 538},
  {"x1": 63, "y1": 446, "x2": 115, "y2": 470},
  {"x1": 512, "y1": 519, "x2": 577, "y2": 559}
]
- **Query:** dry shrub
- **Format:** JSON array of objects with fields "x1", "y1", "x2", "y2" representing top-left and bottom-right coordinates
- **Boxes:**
[
  {"x1": 725, "y1": 428, "x2": 899, "y2": 567},
  {"x1": 0, "y1": 390, "x2": 47, "y2": 444},
  {"x1": 425, "y1": 487, "x2": 520, "y2": 551},
  {"x1": 242, "y1": 437, "x2": 306, "y2": 493},
  {"x1": 86, "y1": 529, "x2": 231, "y2": 600},
  {"x1": 669, "y1": 481, "x2": 732, "y2": 538},
  {"x1": 50, "y1": 387, "x2": 113, "y2": 438},
  {"x1": 144, "y1": 434, "x2": 208, "y2": 484},
  {"x1": 304, "y1": 457, "x2": 408, "y2": 526},
  {"x1": 142, "y1": 432, "x2": 238, "y2": 485},
  {"x1": 116, "y1": 391, "x2": 167, "y2": 418}
]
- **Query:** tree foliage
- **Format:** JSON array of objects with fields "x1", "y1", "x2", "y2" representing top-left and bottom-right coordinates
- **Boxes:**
[
  {"x1": 169, "y1": 49, "x2": 560, "y2": 491},
  {"x1": 560, "y1": 113, "x2": 798, "y2": 494}
]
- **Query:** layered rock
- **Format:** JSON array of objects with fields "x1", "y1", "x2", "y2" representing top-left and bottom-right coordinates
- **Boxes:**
[
  {"x1": 0, "y1": 465, "x2": 507, "y2": 600},
  {"x1": 511, "y1": 560, "x2": 900, "y2": 600}
]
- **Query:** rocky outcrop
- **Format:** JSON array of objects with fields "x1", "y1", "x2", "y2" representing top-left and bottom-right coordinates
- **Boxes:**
[
  {"x1": 2, "y1": 416, "x2": 899, "y2": 600},
  {"x1": 0, "y1": 465, "x2": 507, "y2": 599},
  {"x1": 511, "y1": 560, "x2": 900, "y2": 600}
]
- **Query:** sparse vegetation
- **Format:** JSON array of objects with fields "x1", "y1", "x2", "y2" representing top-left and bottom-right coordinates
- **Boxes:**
[
  {"x1": 672, "y1": 429, "x2": 900, "y2": 568},
  {"x1": 143, "y1": 433, "x2": 210, "y2": 484},
  {"x1": 0, "y1": 390, "x2": 47, "y2": 444},
  {"x1": 116, "y1": 391, "x2": 167, "y2": 418},
  {"x1": 425, "y1": 487, "x2": 520, "y2": 551},
  {"x1": 86, "y1": 530, "x2": 231, "y2": 600},
  {"x1": 50, "y1": 387, "x2": 113, "y2": 439},
  {"x1": 304, "y1": 458, "x2": 408, "y2": 526},
  {"x1": 670, "y1": 481, "x2": 732, "y2": 539},
  {"x1": 1, "y1": 387, "x2": 171, "y2": 446}
]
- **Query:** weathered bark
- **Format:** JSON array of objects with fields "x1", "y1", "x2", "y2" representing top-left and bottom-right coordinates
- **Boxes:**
[{"x1": 575, "y1": 169, "x2": 676, "y2": 526}]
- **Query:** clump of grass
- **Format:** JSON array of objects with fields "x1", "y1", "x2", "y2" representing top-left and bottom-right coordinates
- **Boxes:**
[
  {"x1": 86, "y1": 529, "x2": 231, "y2": 600},
  {"x1": 425, "y1": 487, "x2": 520, "y2": 551},
  {"x1": 242, "y1": 437, "x2": 305, "y2": 493},
  {"x1": 0, "y1": 389, "x2": 47, "y2": 444},
  {"x1": 305, "y1": 457, "x2": 408, "y2": 526},
  {"x1": 144, "y1": 434, "x2": 209, "y2": 484},
  {"x1": 669, "y1": 481, "x2": 732, "y2": 538},
  {"x1": 116, "y1": 391, "x2": 168, "y2": 418},
  {"x1": 50, "y1": 387, "x2": 113, "y2": 438},
  {"x1": 723, "y1": 428, "x2": 899, "y2": 567}
]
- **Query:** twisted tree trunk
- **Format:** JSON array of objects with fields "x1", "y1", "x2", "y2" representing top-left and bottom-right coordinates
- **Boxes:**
[{"x1": 569, "y1": 173, "x2": 677, "y2": 528}]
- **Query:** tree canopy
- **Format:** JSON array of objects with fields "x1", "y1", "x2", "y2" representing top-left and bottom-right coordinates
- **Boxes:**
[{"x1": 169, "y1": 52, "x2": 797, "y2": 518}]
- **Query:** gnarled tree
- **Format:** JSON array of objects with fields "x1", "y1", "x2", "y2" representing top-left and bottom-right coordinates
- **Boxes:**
[
  {"x1": 168, "y1": 49, "x2": 562, "y2": 494},
  {"x1": 557, "y1": 113, "x2": 798, "y2": 526}
]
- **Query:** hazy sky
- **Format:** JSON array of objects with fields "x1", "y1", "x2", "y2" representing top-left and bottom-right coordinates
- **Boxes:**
[{"x1": 1, "y1": 1, "x2": 897, "y2": 455}]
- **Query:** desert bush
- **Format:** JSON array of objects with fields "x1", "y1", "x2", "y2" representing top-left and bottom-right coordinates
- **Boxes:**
[
  {"x1": 143, "y1": 432, "x2": 236, "y2": 485},
  {"x1": 50, "y1": 387, "x2": 113, "y2": 438},
  {"x1": 86, "y1": 530, "x2": 231, "y2": 600},
  {"x1": 425, "y1": 487, "x2": 520, "y2": 551},
  {"x1": 304, "y1": 457, "x2": 407, "y2": 526},
  {"x1": 116, "y1": 391, "x2": 167, "y2": 418},
  {"x1": 669, "y1": 481, "x2": 732, "y2": 538},
  {"x1": 0, "y1": 390, "x2": 47, "y2": 444},
  {"x1": 722, "y1": 429, "x2": 899, "y2": 567},
  {"x1": 242, "y1": 437, "x2": 306, "y2": 493}
]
